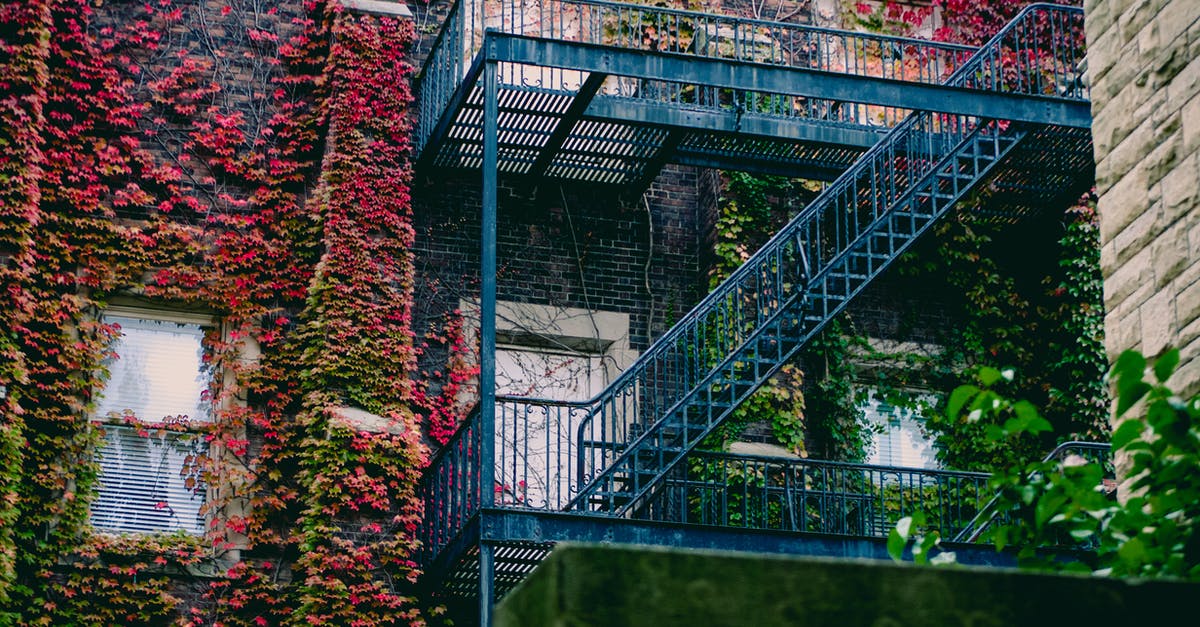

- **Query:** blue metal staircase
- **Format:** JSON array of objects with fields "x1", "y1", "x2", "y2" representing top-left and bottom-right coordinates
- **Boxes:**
[
  {"x1": 413, "y1": 2, "x2": 1094, "y2": 624},
  {"x1": 570, "y1": 114, "x2": 1029, "y2": 515}
]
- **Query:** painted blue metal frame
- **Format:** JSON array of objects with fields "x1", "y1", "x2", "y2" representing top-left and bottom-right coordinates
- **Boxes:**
[
  {"x1": 480, "y1": 508, "x2": 1019, "y2": 566},
  {"x1": 413, "y1": 3, "x2": 1100, "y2": 625},
  {"x1": 951, "y1": 441, "x2": 1112, "y2": 543},
  {"x1": 479, "y1": 56, "x2": 499, "y2": 627},
  {"x1": 484, "y1": 35, "x2": 1091, "y2": 128},
  {"x1": 585, "y1": 97, "x2": 887, "y2": 148},
  {"x1": 416, "y1": 1, "x2": 1088, "y2": 185},
  {"x1": 415, "y1": 0, "x2": 982, "y2": 156}
]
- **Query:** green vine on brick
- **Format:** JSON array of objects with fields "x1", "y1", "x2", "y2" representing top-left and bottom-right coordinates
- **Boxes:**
[
  {"x1": 838, "y1": 0, "x2": 1104, "y2": 471},
  {"x1": 802, "y1": 319, "x2": 874, "y2": 462},
  {"x1": 707, "y1": 173, "x2": 808, "y2": 453},
  {"x1": 910, "y1": 195, "x2": 1108, "y2": 470}
]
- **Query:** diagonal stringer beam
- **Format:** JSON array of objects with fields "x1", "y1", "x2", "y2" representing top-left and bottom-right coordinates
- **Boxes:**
[{"x1": 528, "y1": 71, "x2": 609, "y2": 178}]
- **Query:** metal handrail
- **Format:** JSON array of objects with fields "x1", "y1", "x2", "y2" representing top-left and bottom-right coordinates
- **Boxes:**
[
  {"x1": 642, "y1": 450, "x2": 992, "y2": 538},
  {"x1": 415, "y1": 0, "x2": 986, "y2": 152},
  {"x1": 416, "y1": 0, "x2": 976, "y2": 81},
  {"x1": 418, "y1": 405, "x2": 483, "y2": 563},
  {"x1": 949, "y1": 440, "x2": 1113, "y2": 544},
  {"x1": 567, "y1": 3, "x2": 1086, "y2": 512}
]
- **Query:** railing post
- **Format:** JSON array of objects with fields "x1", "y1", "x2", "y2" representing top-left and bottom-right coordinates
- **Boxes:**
[
  {"x1": 481, "y1": 55, "x2": 498, "y2": 511},
  {"x1": 479, "y1": 542, "x2": 496, "y2": 627},
  {"x1": 479, "y1": 52, "x2": 499, "y2": 627}
]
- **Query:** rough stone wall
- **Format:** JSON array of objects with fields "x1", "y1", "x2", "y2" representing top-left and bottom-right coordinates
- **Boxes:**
[{"x1": 1085, "y1": 0, "x2": 1200, "y2": 395}]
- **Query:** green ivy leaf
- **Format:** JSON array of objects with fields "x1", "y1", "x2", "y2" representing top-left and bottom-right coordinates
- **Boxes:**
[
  {"x1": 1117, "y1": 535, "x2": 1148, "y2": 566},
  {"x1": 946, "y1": 385, "x2": 979, "y2": 421},
  {"x1": 887, "y1": 527, "x2": 907, "y2": 562},
  {"x1": 1154, "y1": 348, "x2": 1181, "y2": 383},
  {"x1": 1110, "y1": 349, "x2": 1146, "y2": 383},
  {"x1": 977, "y1": 367, "x2": 1003, "y2": 387},
  {"x1": 1116, "y1": 380, "x2": 1152, "y2": 417},
  {"x1": 888, "y1": 516, "x2": 913, "y2": 562},
  {"x1": 1111, "y1": 419, "x2": 1144, "y2": 450}
]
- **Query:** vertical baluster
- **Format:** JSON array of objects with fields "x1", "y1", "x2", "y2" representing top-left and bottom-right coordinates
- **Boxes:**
[{"x1": 1056, "y1": 10, "x2": 1070, "y2": 97}]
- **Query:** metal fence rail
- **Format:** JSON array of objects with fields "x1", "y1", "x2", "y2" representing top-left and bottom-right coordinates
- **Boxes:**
[
  {"x1": 416, "y1": 0, "x2": 980, "y2": 152},
  {"x1": 951, "y1": 441, "x2": 1113, "y2": 544},
  {"x1": 568, "y1": 3, "x2": 1087, "y2": 515},
  {"x1": 641, "y1": 451, "x2": 992, "y2": 539},
  {"x1": 419, "y1": 408, "x2": 483, "y2": 563}
]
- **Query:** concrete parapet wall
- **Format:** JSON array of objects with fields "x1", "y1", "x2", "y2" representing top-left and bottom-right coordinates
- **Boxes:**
[{"x1": 496, "y1": 544, "x2": 1197, "y2": 626}]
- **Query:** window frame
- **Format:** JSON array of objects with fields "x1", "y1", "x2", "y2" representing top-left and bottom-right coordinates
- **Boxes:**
[
  {"x1": 459, "y1": 299, "x2": 638, "y2": 510},
  {"x1": 860, "y1": 386, "x2": 940, "y2": 470},
  {"x1": 89, "y1": 305, "x2": 216, "y2": 536}
]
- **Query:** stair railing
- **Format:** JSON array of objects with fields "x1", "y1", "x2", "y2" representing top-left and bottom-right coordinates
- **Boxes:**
[
  {"x1": 950, "y1": 441, "x2": 1113, "y2": 544},
  {"x1": 567, "y1": 3, "x2": 1087, "y2": 512},
  {"x1": 418, "y1": 3, "x2": 1089, "y2": 556},
  {"x1": 642, "y1": 450, "x2": 992, "y2": 539},
  {"x1": 415, "y1": 0, "x2": 978, "y2": 154}
]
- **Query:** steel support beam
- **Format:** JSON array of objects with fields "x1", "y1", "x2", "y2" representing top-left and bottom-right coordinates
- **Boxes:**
[
  {"x1": 479, "y1": 58, "x2": 499, "y2": 627},
  {"x1": 480, "y1": 62, "x2": 498, "y2": 507},
  {"x1": 477, "y1": 509, "x2": 1022, "y2": 567},
  {"x1": 485, "y1": 35, "x2": 1093, "y2": 129},
  {"x1": 587, "y1": 96, "x2": 886, "y2": 149},
  {"x1": 673, "y1": 152, "x2": 852, "y2": 181},
  {"x1": 479, "y1": 543, "x2": 495, "y2": 627},
  {"x1": 529, "y1": 72, "x2": 608, "y2": 178}
]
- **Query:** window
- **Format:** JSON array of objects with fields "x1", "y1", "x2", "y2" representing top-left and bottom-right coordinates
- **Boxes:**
[
  {"x1": 495, "y1": 344, "x2": 608, "y2": 508},
  {"x1": 862, "y1": 388, "x2": 939, "y2": 469},
  {"x1": 495, "y1": 346, "x2": 607, "y2": 400},
  {"x1": 467, "y1": 300, "x2": 636, "y2": 510},
  {"x1": 91, "y1": 309, "x2": 212, "y2": 535}
]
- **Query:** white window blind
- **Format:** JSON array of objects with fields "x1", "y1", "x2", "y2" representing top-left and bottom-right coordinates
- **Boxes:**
[
  {"x1": 863, "y1": 389, "x2": 939, "y2": 469},
  {"x1": 94, "y1": 314, "x2": 212, "y2": 424},
  {"x1": 91, "y1": 312, "x2": 211, "y2": 535},
  {"x1": 91, "y1": 425, "x2": 206, "y2": 535}
]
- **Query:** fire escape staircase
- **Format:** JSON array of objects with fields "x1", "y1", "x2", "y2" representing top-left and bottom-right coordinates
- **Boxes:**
[
  {"x1": 571, "y1": 115, "x2": 1029, "y2": 516},
  {"x1": 414, "y1": 1, "x2": 1094, "y2": 622}
]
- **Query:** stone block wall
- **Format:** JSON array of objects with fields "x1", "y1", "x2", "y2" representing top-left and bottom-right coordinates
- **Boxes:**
[{"x1": 1086, "y1": 0, "x2": 1200, "y2": 395}]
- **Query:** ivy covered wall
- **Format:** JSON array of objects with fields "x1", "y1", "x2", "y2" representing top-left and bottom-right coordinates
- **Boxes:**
[
  {"x1": 0, "y1": 0, "x2": 449, "y2": 623},
  {"x1": 0, "y1": 0, "x2": 1111, "y2": 623}
]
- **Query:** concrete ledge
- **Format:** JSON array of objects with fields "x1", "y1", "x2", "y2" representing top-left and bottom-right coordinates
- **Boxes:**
[
  {"x1": 339, "y1": 0, "x2": 412, "y2": 18},
  {"x1": 496, "y1": 543, "x2": 1197, "y2": 627}
]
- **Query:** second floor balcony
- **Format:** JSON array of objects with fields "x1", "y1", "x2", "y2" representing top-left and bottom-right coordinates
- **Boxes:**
[{"x1": 414, "y1": 0, "x2": 1090, "y2": 188}]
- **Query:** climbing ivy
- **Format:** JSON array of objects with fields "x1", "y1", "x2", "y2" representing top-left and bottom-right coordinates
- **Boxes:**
[
  {"x1": 710, "y1": 172, "x2": 875, "y2": 461},
  {"x1": 707, "y1": 172, "x2": 813, "y2": 455},
  {"x1": 801, "y1": 319, "x2": 874, "y2": 462},
  {"x1": 837, "y1": 0, "x2": 1105, "y2": 470},
  {"x1": 901, "y1": 195, "x2": 1108, "y2": 470},
  {"x1": 0, "y1": 0, "x2": 464, "y2": 623},
  {"x1": 930, "y1": 350, "x2": 1200, "y2": 580}
]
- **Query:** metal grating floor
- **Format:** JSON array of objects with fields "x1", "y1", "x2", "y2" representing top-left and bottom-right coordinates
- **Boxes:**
[{"x1": 425, "y1": 82, "x2": 883, "y2": 186}]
